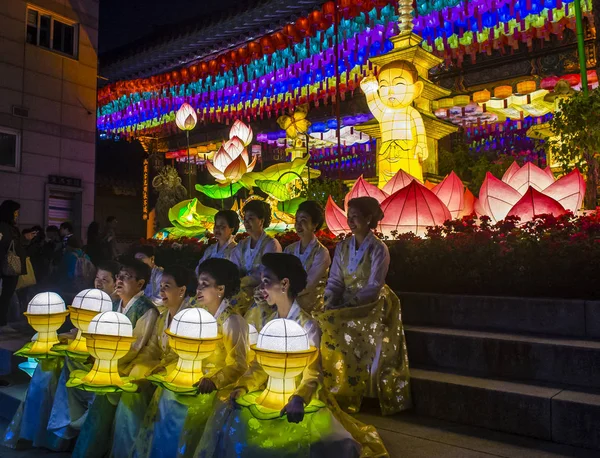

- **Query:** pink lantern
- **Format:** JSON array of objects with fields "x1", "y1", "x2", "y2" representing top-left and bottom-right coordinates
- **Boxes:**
[
  {"x1": 433, "y1": 171, "x2": 465, "y2": 219},
  {"x1": 507, "y1": 187, "x2": 567, "y2": 222},
  {"x1": 344, "y1": 175, "x2": 388, "y2": 210},
  {"x1": 543, "y1": 167, "x2": 554, "y2": 181},
  {"x1": 458, "y1": 188, "x2": 476, "y2": 218},
  {"x1": 478, "y1": 172, "x2": 522, "y2": 223},
  {"x1": 382, "y1": 169, "x2": 418, "y2": 195},
  {"x1": 175, "y1": 103, "x2": 197, "y2": 131},
  {"x1": 506, "y1": 162, "x2": 555, "y2": 194},
  {"x1": 325, "y1": 196, "x2": 350, "y2": 236},
  {"x1": 501, "y1": 161, "x2": 521, "y2": 184},
  {"x1": 541, "y1": 169, "x2": 586, "y2": 213},
  {"x1": 229, "y1": 120, "x2": 253, "y2": 146},
  {"x1": 473, "y1": 198, "x2": 485, "y2": 217},
  {"x1": 379, "y1": 181, "x2": 452, "y2": 237},
  {"x1": 224, "y1": 137, "x2": 245, "y2": 160}
]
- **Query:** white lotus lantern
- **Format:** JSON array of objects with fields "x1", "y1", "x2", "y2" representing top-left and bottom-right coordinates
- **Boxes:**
[
  {"x1": 23, "y1": 292, "x2": 68, "y2": 356},
  {"x1": 175, "y1": 103, "x2": 197, "y2": 131},
  {"x1": 66, "y1": 289, "x2": 114, "y2": 355}
]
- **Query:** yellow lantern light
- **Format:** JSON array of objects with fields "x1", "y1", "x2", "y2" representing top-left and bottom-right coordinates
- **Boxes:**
[
  {"x1": 517, "y1": 80, "x2": 537, "y2": 95},
  {"x1": 247, "y1": 323, "x2": 258, "y2": 363},
  {"x1": 18, "y1": 292, "x2": 68, "y2": 358},
  {"x1": 453, "y1": 95, "x2": 471, "y2": 107},
  {"x1": 494, "y1": 85, "x2": 513, "y2": 99},
  {"x1": 147, "y1": 308, "x2": 221, "y2": 394},
  {"x1": 175, "y1": 103, "x2": 197, "y2": 131},
  {"x1": 472, "y1": 89, "x2": 491, "y2": 104},
  {"x1": 252, "y1": 319, "x2": 317, "y2": 410},
  {"x1": 66, "y1": 311, "x2": 137, "y2": 393},
  {"x1": 437, "y1": 98, "x2": 455, "y2": 109},
  {"x1": 61, "y1": 289, "x2": 113, "y2": 357}
]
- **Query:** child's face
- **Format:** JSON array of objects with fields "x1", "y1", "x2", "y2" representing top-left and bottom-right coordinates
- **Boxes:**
[{"x1": 378, "y1": 67, "x2": 418, "y2": 108}]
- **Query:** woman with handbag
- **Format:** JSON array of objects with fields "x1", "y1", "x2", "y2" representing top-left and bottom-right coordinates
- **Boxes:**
[{"x1": 0, "y1": 200, "x2": 27, "y2": 333}]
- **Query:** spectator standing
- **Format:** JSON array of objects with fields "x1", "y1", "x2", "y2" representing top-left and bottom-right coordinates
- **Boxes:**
[
  {"x1": 59, "y1": 222, "x2": 74, "y2": 252},
  {"x1": 84, "y1": 222, "x2": 104, "y2": 265},
  {"x1": 102, "y1": 216, "x2": 119, "y2": 260}
]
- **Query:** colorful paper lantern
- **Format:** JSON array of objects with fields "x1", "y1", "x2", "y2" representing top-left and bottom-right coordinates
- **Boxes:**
[
  {"x1": 20, "y1": 292, "x2": 68, "y2": 357},
  {"x1": 206, "y1": 126, "x2": 257, "y2": 184},
  {"x1": 432, "y1": 171, "x2": 465, "y2": 219},
  {"x1": 248, "y1": 324, "x2": 258, "y2": 346},
  {"x1": 229, "y1": 120, "x2": 254, "y2": 147},
  {"x1": 472, "y1": 89, "x2": 491, "y2": 104},
  {"x1": 506, "y1": 187, "x2": 567, "y2": 222},
  {"x1": 379, "y1": 181, "x2": 452, "y2": 237},
  {"x1": 438, "y1": 98, "x2": 455, "y2": 109},
  {"x1": 65, "y1": 289, "x2": 114, "y2": 356},
  {"x1": 252, "y1": 319, "x2": 317, "y2": 410},
  {"x1": 541, "y1": 169, "x2": 586, "y2": 213},
  {"x1": 175, "y1": 103, "x2": 197, "y2": 131},
  {"x1": 325, "y1": 196, "x2": 351, "y2": 236},
  {"x1": 344, "y1": 175, "x2": 388, "y2": 210},
  {"x1": 67, "y1": 311, "x2": 137, "y2": 393},
  {"x1": 453, "y1": 95, "x2": 471, "y2": 107},
  {"x1": 493, "y1": 85, "x2": 513, "y2": 99},
  {"x1": 506, "y1": 162, "x2": 555, "y2": 194},
  {"x1": 516, "y1": 80, "x2": 537, "y2": 95},
  {"x1": 478, "y1": 172, "x2": 522, "y2": 223}
]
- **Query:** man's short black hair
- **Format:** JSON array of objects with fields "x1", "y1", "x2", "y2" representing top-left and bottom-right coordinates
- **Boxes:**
[
  {"x1": 60, "y1": 222, "x2": 73, "y2": 233},
  {"x1": 119, "y1": 257, "x2": 151, "y2": 288}
]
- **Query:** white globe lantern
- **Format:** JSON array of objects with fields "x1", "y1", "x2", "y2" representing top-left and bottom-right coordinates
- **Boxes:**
[{"x1": 23, "y1": 292, "x2": 68, "y2": 356}]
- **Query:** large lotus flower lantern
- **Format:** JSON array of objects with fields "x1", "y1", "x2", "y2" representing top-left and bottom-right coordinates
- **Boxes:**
[
  {"x1": 206, "y1": 120, "x2": 257, "y2": 184},
  {"x1": 175, "y1": 103, "x2": 197, "y2": 131}
]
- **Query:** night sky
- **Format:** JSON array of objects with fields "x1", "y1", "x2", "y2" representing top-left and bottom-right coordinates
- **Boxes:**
[{"x1": 98, "y1": 0, "x2": 257, "y2": 55}]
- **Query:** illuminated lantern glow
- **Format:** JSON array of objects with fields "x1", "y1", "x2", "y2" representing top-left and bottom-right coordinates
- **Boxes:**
[
  {"x1": 517, "y1": 80, "x2": 537, "y2": 95},
  {"x1": 437, "y1": 98, "x2": 455, "y2": 109},
  {"x1": 453, "y1": 95, "x2": 471, "y2": 107},
  {"x1": 382, "y1": 169, "x2": 418, "y2": 196},
  {"x1": 379, "y1": 181, "x2": 452, "y2": 237},
  {"x1": 21, "y1": 292, "x2": 68, "y2": 356},
  {"x1": 506, "y1": 162, "x2": 555, "y2": 194},
  {"x1": 507, "y1": 187, "x2": 567, "y2": 222},
  {"x1": 229, "y1": 120, "x2": 254, "y2": 146},
  {"x1": 541, "y1": 169, "x2": 586, "y2": 213},
  {"x1": 473, "y1": 198, "x2": 485, "y2": 217},
  {"x1": 344, "y1": 175, "x2": 388, "y2": 210},
  {"x1": 67, "y1": 312, "x2": 137, "y2": 392},
  {"x1": 175, "y1": 103, "x2": 197, "y2": 131},
  {"x1": 459, "y1": 188, "x2": 476, "y2": 218},
  {"x1": 501, "y1": 161, "x2": 521, "y2": 184},
  {"x1": 255, "y1": 180, "x2": 291, "y2": 201},
  {"x1": 432, "y1": 171, "x2": 465, "y2": 219},
  {"x1": 206, "y1": 129, "x2": 257, "y2": 184},
  {"x1": 543, "y1": 167, "x2": 555, "y2": 180},
  {"x1": 478, "y1": 172, "x2": 522, "y2": 223},
  {"x1": 253, "y1": 319, "x2": 316, "y2": 410},
  {"x1": 424, "y1": 180, "x2": 436, "y2": 190},
  {"x1": 494, "y1": 85, "x2": 513, "y2": 99},
  {"x1": 325, "y1": 196, "x2": 350, "y2": 236},
  {"x1": 248, "y1": 324, "x2": 258, "y2": 346},
  {"x1": 472, "y1": 89, "x2": 491, "y2": 104},
  {"x1": 66, "y1": 289, "x2": 114, "y2": 355}
]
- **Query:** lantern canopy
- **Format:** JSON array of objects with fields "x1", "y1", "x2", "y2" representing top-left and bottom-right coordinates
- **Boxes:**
[{"x1": 175, "y1": 103, "x2": 197, "y2": 131}]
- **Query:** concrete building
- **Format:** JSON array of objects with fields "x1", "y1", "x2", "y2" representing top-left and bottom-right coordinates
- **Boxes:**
[{"x1": 0, "y1": 0, "x2": 98, "y2": 238}]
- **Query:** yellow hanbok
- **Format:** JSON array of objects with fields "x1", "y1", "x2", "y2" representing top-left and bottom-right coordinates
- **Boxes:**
[
  {"x1": 320, "y1": 232, "x2": 411, "y2": 415},
  {"x1": 195, "y1": 237, "x2": 237, "y2": 275}
]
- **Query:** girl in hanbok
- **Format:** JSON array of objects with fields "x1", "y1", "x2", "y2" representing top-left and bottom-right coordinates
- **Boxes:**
[
  {"x1": 321, "y1": 197, "x2": 411, "y2": 415},
  {"x1": 195, "y1": 210, "x2": 239, "y2": 275},
  {"x1": 232, "y1": 200, "x2": 281, "y2": 323},
  {"x1": 195, "y1": 253, "x2": 387, "y2": 458},
  {"x1": 45, "y1": 261, "x2": 123, "y2": 446},
  {"x1": 283, "y1": 201, "x2": 331, "y2": 312},
  {"x1": 72, "y1": 258, "x2": 159, "y2": 458},
  {"x1": 134, "y1": 258, "x2": 248, "y2": 458}
]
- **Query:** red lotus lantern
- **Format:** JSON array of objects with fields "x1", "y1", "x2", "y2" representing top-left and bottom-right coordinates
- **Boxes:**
[
  {"x1": 248, "y1": 41, "x2": 263, "y2": 59},
  {"x1": 542, "y1": 169, "x2": 586, "y2": 213},
  {"x1": 322, "y1": 1, "x2": 336, "y2": 19},
  {"x1": 382, "y1": 169, "x2": 417, "y2": 195},
  {"x1": 271, "y1": 32, "x2": 288, "y2": 51},
  {"x1": 506, "y1": 187, "x2": 567, "y2": 223},
  {"x1": 325, "y1": 197, "x2": 351, "y2": 236},
  {"x1": 432, "y1": 171, "x2": 465, "y2": 219},
  {"x1": 283, "y1": 24, "x2": 303, "y2": 43},
  {"x1": 344, "y1": 175, "x2": 388, "y2": 210},
  {"x1": 501, "y1": 161, "x2": 521, "y2": 184}
]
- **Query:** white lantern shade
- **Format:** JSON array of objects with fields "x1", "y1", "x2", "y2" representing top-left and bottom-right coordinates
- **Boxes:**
[
  {"x1": 27, "y1": 292, "x2": 66, "y2": 315},
  {"x1": 248, "y1": 324, "x2": 258, "y2": 346},
  {"x1": 256, "y1": 319, "x2": 309, "y2": 352},
  {"x1": 169, "y1": 308, "x2": 218, "y2": 339},
  {"x1": 175, "y1": 103, "x2": 197, "y2": 131},
  {"x1": 87, "y1": 311, "x2": 133, "y2": 337},
  {"x1": 72, "y1": 289, "x2": 113, "y2": 313},
  {"x1": 229, "y1": 120, "x2": 253, "y2": 146}
]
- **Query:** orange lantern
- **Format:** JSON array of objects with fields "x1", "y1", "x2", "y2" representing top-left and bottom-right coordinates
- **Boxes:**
[
  {"x1": 180, "y1": 68, "x2": 189, "y2": 81},
  {"x1": 260, "y1": 36, "x2": 275, "y2": 54},
  {"x1": 237, "y1": 47, "x2": 249, "y2": 64},
  {"x1": 283, "y1": 24, "x2": 302, "y2": 43},
  {"x1": 516, "y1": 80, "x2": 536, "y2": 95},
  {"x1": 200, "y1": 62, "x2": 209, "y2": 77},
  {"x1": 322, "y1": 1, "x2": 336, "y2": 19},
  {"x1": 171, "y1": 70, "x2": 180, "y2": 83},
  {"x1": 248, "y1": 41, "x2": 263, "y2": 59},
  {"x1": 271, "y1": 32, "x2": 288, "y2": 51},
  {"x1": 218, "y1": 55, "x2": 230, "y2": 71},
  {"x1": 208, "y1": 60, "x2": 218, "y2": 75},
  {"x1": 560, "y1": 74, "x2": 580, "y2": 87},
  {"x1": 493, "y1": 85, "x2": 513, "y2": 99},
  {"x1": 472, "y1": 89, "x2": 491, "y2": 104},
  {"x1": 189, "y1": 65, "x2": 198, "y2": 77},
  {"x1": 295, "y1": 17, "x2": 311, "y2": 35}
]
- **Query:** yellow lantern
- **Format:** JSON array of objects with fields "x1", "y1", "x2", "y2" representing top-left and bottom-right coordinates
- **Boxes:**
[
  {"x1": 67, "y1": 311, "x2": 137, "y2": 393},
  {"x1": 494, "y1": 85, "x2": 513, "y2": 99},
  {"x1": 63, "y1": 289, "x2": 114, "y2": 357},
  {"x1": 18, "y1": 292, "x2": 68, "y2": 358},
  {"x1": 147, "y1": 308, "x2": 221, "y2": 394},
  {"x1": 453, "y1": 95, "x2": 471, "y2": 107},
  {"x1": 437, "y1": 98, "x2": 455, "y2": 109},
  {"x1": 175, "y1": 103, "x2": 197, "y2": 131},
  {"x1": 472, "y1": 89, "x2": 491, "y2": 104},
  {"x1": 517, "y1": 80, "x2": 537, "y2": 95},
  {"x1": 252, "y1": 319, "x2": 317, "y2": 410},
  {"x1": 247, "y1": 323, "x2": 258, "y2": 363}
]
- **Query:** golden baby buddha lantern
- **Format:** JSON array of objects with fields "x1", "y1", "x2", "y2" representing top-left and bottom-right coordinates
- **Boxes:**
[
  {"x1": 252, "y1": 318, "x2": 317, "y2": 410},
  {"x1": 147, "y1": 308, "x2": 221, "y2": 394},
  {"x1": 17, "y1": 292, "x2": 68, "y2": 358},
  {"x1": 67, "y1": 311, "x2": 137, "y2": 393},
  {"x1": 58, "y1": 289, "x2": 114, "y2": 358}
]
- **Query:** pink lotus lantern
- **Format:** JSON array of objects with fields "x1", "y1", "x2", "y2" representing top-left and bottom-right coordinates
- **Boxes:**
[
  {"x1": 325, "y1": 196, "x2": 351, "y2": 236},
  {"x1": 344, "y1": 175, "x2": 388, "y2": 210},
  {"x1": 478, "y1": 172, "x2": 522, "y2": 223},
  {"x1": 507, "y1": 187, "x2": 567, "y2": 222},
  {"x1": 433, "y1": 172, "x2": 465, "y2": 219},
  {"x1": 379, "y1": 181, "x2": 452, "y2": 237},
  {"x1": 542, "y1": 169, "x2": 586, "y2": 212},
  {"x1": 506, "y1": 162, "x2": 555, "y2": 194},
  {"x1": 382, "y1": 170, "x2": 417, "y2": 195},
  {"x1": 502, "y1": 161, "x2": 521, "y2": 183},
  {"x1": 175, "y1": 103, "x2": 197, "y2": 131}
]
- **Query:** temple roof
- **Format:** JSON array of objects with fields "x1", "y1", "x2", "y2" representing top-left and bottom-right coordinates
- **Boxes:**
[{"x1": 99, "y1": 0, "x2": 325, "y2": 82}]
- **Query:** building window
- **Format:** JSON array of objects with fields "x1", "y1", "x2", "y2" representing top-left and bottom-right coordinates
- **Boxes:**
[
  {"x1": 0, "y1": 127, "x2": 21, "y2": 172},
  {"x1": 26, "y1": 7, "x2": 78, "y2": 58}
]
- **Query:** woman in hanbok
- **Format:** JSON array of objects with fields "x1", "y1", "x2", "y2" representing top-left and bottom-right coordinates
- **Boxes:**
[
  {"x1": 283, "y1": 201, "x2": 331, "y2": 312},
  {"x1": 320, "y1": 197, "x2": 411, "y2": 415},
  {"x1": 135, "y1": 246, "x2": 164, "y2": 304},
  {"x1": 72, "y1": 258, "x2": 159, "y2": 458},
  {"x1": 195, "y1": 253, "x2": 387, "y2": 458},
  {"x1": 232, "y1": 200, "x2": 281, "y2": 322},
  {"x1": 134, "y1": 258, "x2": 248, "y2": 458},
  {"x1": 195, "y1": 210, "x2": 239, "y2": 275}
]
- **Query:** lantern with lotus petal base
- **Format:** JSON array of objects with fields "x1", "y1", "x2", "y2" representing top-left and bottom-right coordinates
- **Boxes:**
[
  {"x1": 250, "y1": 319, "x2": 317, "y2": 411},
  {"x1": 147, "y1": 308, "x2": 221, "y2": 394},
  {"x1": 175, "y1": 103, "x2": 198, "y2": 198},
  {"x1": 53, "y1": 289, "x2": 114, "y2": 359},
  {"x1": 15, "y1": 292, "x2": 68, "y2": 359},
  {"x1": 67, "y1": 311, "x2": 137, "y2": 393}
]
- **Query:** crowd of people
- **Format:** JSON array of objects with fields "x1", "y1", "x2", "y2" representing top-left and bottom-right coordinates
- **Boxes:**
[{"x1": 0, "y1": 196, "x2": 410, "y2": 457}]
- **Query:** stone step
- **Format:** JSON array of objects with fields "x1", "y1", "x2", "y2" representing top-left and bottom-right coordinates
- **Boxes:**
[
  {"x1": 399, "y1": 292, "x2": 600, "y2": 338},
  {"x1": 405, "y1": 326, "x2": 600, "y2": 389},
  {"x1": 411, "y1": 368, "x2": 600, "y2": 450}
]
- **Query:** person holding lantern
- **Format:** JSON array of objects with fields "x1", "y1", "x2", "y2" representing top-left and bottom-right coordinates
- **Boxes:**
[
  {"x1": 72, "y1": 258, "x2": 159, "y2": 458},
  {"x1": 231, "y1": 200, "x2": 281, "y2": 321},
  {"x1": 283, "y1": 201, "x2": 331, "y2": 312},
  {"x1": 195, "y1": 210, "x2": 240, "y2": 275},
  {"x1": 320, "y1": 197, "x2": 411, "y2": 416},
  {"x1": 194, "y1": 253, "x2": 386, "y2": 457}
]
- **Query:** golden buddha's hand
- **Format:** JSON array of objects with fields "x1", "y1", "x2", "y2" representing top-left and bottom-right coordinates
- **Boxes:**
[
  {"x1": 195, "y1": 377, "x2": 217, "y2": 394},
  {"x1": 360, "y1": 75, "x2": 379, "y2": 94},
  {"x1": 281, "y1": 395, "x2": 305, "y2": 423}
]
